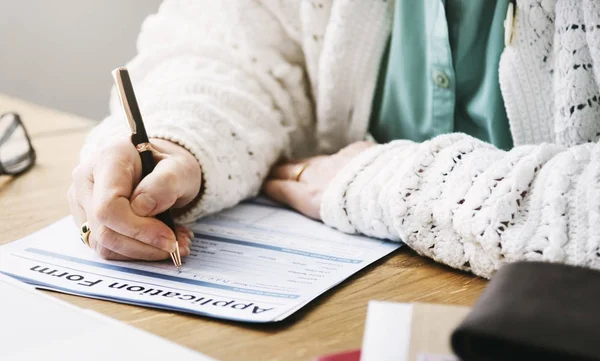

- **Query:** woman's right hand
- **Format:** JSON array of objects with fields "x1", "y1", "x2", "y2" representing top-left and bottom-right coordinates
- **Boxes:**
[{"x1": 67, "y1": 137, "x2": 202, "y2": 261}]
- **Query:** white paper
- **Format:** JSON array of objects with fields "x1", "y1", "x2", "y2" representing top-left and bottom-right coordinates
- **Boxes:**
[
  {"x1": 0, "y1": 273, "x2": 215, "y2": 361},
  {"x1": 360, "y1": 301, "x2": 414, "y2": 361},
  {"x1": 361, "y1": 301, "x2": 465, "y2": 361},
  {"x1": 0, "y1": 199, "x2": 401, "y2": 323}
]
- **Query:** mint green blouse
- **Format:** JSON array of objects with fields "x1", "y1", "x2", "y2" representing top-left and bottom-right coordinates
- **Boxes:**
[{"x1": 369, "y1": 0, "x2": 513, "y2": 150}]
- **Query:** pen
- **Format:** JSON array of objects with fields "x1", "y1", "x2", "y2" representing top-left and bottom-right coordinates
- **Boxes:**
[{"x1": 111, "y1": 67, "x2": 182, "y2": 271}]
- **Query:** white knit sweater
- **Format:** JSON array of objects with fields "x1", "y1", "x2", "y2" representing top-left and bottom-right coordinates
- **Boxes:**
[{"x1": 83, "y1": 0, "x2": 600, "y2": 278}]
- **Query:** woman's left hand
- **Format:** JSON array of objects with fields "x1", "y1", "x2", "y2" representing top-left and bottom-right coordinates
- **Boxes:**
[{"x1": 263, "y1": 141, "x2": 375, "y2": 220}]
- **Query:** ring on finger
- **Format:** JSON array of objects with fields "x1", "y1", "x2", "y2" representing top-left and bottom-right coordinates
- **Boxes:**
[
  {"x1": 293, "y1": 162, "x2": 309, "y2": 182},
  {"x1": 80, "y1": 221, "x2": 91, "y2": 248}
]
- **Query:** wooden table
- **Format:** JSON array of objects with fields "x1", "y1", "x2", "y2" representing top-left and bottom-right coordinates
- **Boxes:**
[{"x1": 0, "y1": 94, "x2": 487, "y2": 361}]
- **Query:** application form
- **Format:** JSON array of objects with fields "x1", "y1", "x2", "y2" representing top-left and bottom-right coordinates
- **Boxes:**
[{"x1": 0, "y1": 199, "x2": 401, "y2": 323}]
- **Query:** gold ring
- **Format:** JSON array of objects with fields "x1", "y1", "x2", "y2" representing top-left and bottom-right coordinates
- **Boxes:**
[
  {"x1": 80, "y1": 221, "x2": 91, "y2": 247},
  {"x1": 293, "y1": 162, "x2": 309, "y2": 182}
]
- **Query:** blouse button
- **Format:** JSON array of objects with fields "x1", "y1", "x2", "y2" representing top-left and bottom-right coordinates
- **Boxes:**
[{"x1": 433, "y1": 70, "x2": 450, "y2": 88}]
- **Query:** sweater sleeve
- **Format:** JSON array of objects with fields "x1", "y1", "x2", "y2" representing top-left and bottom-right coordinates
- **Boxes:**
[
  {"x1": 320, "y1": 134, "x2": 600, "y2": 278},
  {"x1": 81, "y1": 1, "x2": 314, "y2": 223}
]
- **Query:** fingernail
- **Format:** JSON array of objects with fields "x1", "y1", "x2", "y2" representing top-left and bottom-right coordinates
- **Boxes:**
[
  {"x1": 131, "y1": 193, "x2": 156, "y2": 216},
  {"x1": 177, "y1": 231, "x2": 190, "y2": 243},
  {"x1": 187, "y1": 229, "x2": 194, "y2": 239},
  {"x1": 160, "y1": 237, "x2": 177, "y2": 253},
  {"x1": 177, "y1": 238, "x2": 190, "y2": 255}
]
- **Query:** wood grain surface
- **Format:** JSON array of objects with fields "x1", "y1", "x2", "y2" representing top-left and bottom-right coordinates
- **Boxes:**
[{"x1": 0, "y1": 94, "x2": 487, "y2": 361}]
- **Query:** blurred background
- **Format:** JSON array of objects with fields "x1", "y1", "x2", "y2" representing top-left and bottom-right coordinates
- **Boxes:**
[{"x1": 0, "y1": 1, "x2": 162, "y2": 121}]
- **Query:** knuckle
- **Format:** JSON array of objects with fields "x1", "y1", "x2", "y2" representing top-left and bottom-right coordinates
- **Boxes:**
[
  {"x1": 93, "y1": 199, "x2": 114, "y2": 223},
  {"x1": 161, "y1": 169, "x2": 179, "y2": 187},
  {"x1": 130, "y1": 226, "x2": 144, "y2": 242}
]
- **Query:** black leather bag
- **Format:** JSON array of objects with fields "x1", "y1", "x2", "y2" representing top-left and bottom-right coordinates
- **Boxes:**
[{"x1": 451, "y1": 261, "x2": 600, "y2": 361}]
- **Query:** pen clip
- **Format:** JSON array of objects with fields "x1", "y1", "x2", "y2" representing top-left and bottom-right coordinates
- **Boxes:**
[{"x1": 111, "y1": 68, "x2": 137, "y2": 135}]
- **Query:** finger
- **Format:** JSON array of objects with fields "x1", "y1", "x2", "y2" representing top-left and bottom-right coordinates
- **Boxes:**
[
  {"x1": 67, "y1": 185, "x2": 87, "y2": 227},
  {"x1": 269, "y1": 162, "x2": 307, "y2": 181},
  {"x1": 262, "y1": 180, "x2": 320, "y2": 219},
  {"x1": 70, "y1": 165, "x2": 125, "y2": 259},
  {"x1": 93, "y1": 246, "x2": 134, "y2": 261},
  {"x1": 87, "y1": 222, "x2": 190, "y2": 260},
  {"x1": 76, "y1": 189, "x2": 149, "y2": 261},
  {"x1": 90, "y1": 223, "x2": 173, "y2": 261},
  {"x1": 92, "y1": 158, "x2": 177, "y2": 253},
  {"x1": 130, "y1": 158, "x2": 197, "y2": 217},
  {"x1": 176, "y1": 224, "x2": 194, "y2": 240},
  {"x1": 175, "y1": 225, "x2": 192, "y2": 255},
  {"x1": 91, "y1": 237, "x2": 136, "y2": 261},
  {"x1": 69, "y1": 163, "x2": 95, "y2": 224},
  {"x1": 338, "y1": 140, "x2": 376, "y2": 155}
]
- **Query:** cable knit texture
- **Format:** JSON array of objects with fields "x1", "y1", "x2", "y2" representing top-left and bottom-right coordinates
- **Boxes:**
[{"x1": 84, "y1": 0, "x2": 600, "y2": 279}]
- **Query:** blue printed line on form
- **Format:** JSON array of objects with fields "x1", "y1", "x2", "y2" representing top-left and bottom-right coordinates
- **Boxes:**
[
  {"x1": 2, "y1": 272, "x2": 276, "y2": 324},
  {"x1": 11, "y1": 253, "x2": 285, "y2": 305},
  {"x1": 193, "y1": 232, "x2": 363, "y2": 264},
  {"x1": 25, "y1": 248, "x2": 300, "y2": 299}
]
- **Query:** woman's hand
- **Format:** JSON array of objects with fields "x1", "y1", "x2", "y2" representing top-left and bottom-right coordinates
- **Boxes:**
[
  {"x1": 263, "y1": 141, "x2": 375, "y2": 219},
  {"x1": 68, "y1": 138, "x2": 202, "y2": 261}
]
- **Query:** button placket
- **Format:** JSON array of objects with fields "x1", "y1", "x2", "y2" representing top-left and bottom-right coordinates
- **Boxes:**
[{"x1": 430, "y1": 0, "x2": 456, "y2": 136}]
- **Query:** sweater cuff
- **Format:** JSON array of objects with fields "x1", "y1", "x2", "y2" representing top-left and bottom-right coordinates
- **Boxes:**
[
  {"x1": 145, "y1": 121, "x2": 224, "y2": 224},
  {"x1": 320, "y1": 140, "x2": 416, "y2": 237},
  {"x1": 80, "y1": 114, "x2": 228, "y2": 224}
]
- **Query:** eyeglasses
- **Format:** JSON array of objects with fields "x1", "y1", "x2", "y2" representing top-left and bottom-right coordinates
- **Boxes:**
[{"x1": 0, "y1": 112, "x2": 36, "y2": 175}]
